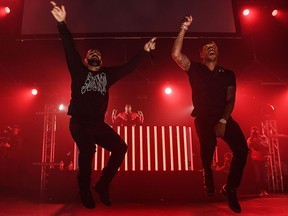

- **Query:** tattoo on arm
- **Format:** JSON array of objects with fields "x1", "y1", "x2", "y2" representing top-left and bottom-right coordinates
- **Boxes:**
[{"x1": 172, "y1": 30, "x2": 191, "y2": 71}]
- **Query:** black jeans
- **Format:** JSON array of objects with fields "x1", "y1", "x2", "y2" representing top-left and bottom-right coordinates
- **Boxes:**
[
  {"x1": 194, "y1": 117, "x2": 249, "y2": 189},
  {"x1": 69, "y1": 120, "x2": 127, "y2": 189}
]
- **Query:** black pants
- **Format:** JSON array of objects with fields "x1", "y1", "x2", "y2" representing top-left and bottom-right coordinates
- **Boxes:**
[
  {"x1": 69, "y1": 120, "x2": 127, "y2": 190},
  {"x1": 194, "y1": 117, "x2": 249, "y2": 189}
]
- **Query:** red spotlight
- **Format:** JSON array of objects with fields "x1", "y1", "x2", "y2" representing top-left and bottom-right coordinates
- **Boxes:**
[
  {"x1": 4, "y1": 7, "x2": 10, "y2": 14},
  {"x1": 58, "y1": 104, "x2": 67, "y2": 111},
  {"x1": 0, "y1": 6, "x2": 10, "y2": 17},
  {"x1": 272, "y1": 9, "x2": 278, "y2": 17},
  {"x1": 164, "y1": 87, "x2": 172, "y2": 95},
  {"x1": 31, "y1": 88, "x2": 38, "y2": 96},
  {"x1": 243, "y1": 9, "x2": 250, "y2": 16}
]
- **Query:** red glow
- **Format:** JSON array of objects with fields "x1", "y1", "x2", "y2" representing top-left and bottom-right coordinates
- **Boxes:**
[
  {"x1": 31, "y1": 89, "x2": 38, "y2": 96},
  {"x1": 59, "y1": 104, "x2": 64, "y2": 111},
  {"x1": 0, "y1": 6, "x2": 10, "y2": 17},
  {"x1": 272, "y1": 9, "x2": 278, "y2": 17},
  {"x1": 243, "y1": 9, "x2": 250, "y2": 16},
  {"x1": 164, "y1": 87, "x2": 172, "y2": 95},
  {"x1": 4, "y1": 7, "x2": 10, "y2": 14}
]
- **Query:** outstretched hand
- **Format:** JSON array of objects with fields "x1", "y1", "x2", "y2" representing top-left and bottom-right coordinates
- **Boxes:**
[
  {"x1": 50, "y1": 1, "x2": 66, "y2": 22},
  {"x1": 144, "y1": 37, "x2": 157, "y2": 52},
  {"x1": 182, "y1": 15, "x2": 193, "y2": 27}
]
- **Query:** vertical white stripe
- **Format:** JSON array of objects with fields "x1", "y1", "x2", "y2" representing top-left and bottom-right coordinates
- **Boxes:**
[
  {"x1": 132, "y1": 126, "x2": 135, "y2": 171},
  {"x1": 101, "y1": 147, "x2": 105, "y2": 170},
  {"x1": 124, "y1": 126, "x2": 128, "y2": 171},
  {"x1": 162, "y1": 126, "x2": 166, "y2": 171},
  {"x1": 169, "y1": 126, "x2": 174, "y2": 171},
  {"x1": 176, "y1": 126, "x2": 181, "y2": 171},
  {"x1": 183, "y1": 126, "x2": 188, "y2": 171},
  {"x1": 188, "y1": 127, "x2": 194, "y2": 171},
  {"x1": 147, "y1": 126, "x2": 151, "y2": 171},
  {"x1": 139, "y1": 126, "x2": 143, "y2": 171},
  {"x1": 117, "y1": 126, "x2": 121, "y2": 171},
  {"x1": 94, "y1": 146, "x2": 98, "y2": 171},
  {"x1": 154, "y1": 126, "x2": 158, "y2": 171}
]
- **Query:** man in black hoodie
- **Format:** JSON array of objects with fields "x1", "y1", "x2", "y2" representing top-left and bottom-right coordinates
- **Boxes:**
[{"x1": 50, "y1": 1, "x2": 156, "y2": 209}]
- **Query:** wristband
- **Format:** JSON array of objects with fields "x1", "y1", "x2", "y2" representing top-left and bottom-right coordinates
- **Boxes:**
[
  {"x1": 219, "y1": 118, "x2": 227, "y2": 124},
  {"x1": 181, "y1": 24, "x2": 188, "y2": 31}
]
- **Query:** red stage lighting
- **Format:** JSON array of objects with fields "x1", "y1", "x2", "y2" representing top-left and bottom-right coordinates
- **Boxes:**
[
  {"x1": 243, "y1": 9, "x2": 250, "y2": 16},
  {"x1": 272, "y1": 9, "x2": 278, "y2": 17},
  {"x1": 0, "y1": 6, "x2": 10, "y2": 17},
  {"x1": 31, "y1": 88, "x2": 38, "y2": 96},
  {"x1": 4, "y1": 6, "x2": 10, "y2": 14},
  {"x1": 164, "y1": 87, "x2": 172, "y2": 95},
  {"x1": 58, "y1": 104, "x2": 64, "y2": 111}
]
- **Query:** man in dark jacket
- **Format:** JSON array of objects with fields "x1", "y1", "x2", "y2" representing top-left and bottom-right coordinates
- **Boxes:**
[
  {"x1": 50, "y1": 1, "x2": 156, "y2": 209},
  {"x1": 171, "y1": 15, "x2": 248, "y2": 213}
]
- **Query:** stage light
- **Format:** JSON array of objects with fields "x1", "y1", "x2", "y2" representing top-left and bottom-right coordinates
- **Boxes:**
[
  {"x1": 164, "y1": 87, "x2": 172, "y2": 95},
  {"x1": 58, "y1": 104, "x2": 68, "y2": 112},
  {"x1": 58, "y1": 104, "x2": 65, "y2": 111},
  {"x1": 0, "y1": 6, "x2": 10, "y2": 17},
  {"x1": 272, "y1": 9, "x2": 278, "y2": 17},
  {"x1": 31, "y1": 88, "x2": 38, "y2": 96},
  {"x1": 243, "y1": 9, "x2": 250, "y2": 16},
  {"x1": 4, "y1": 7, "x2": 10, "y2": 14}
]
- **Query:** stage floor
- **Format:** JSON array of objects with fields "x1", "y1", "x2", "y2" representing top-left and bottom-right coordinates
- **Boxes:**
[
  {"x1": 0, "y1": 193, "x2": 287, "y2": 216},
  {"x1": 1, "y1": 170, "x2": 287, "y2": 215}
]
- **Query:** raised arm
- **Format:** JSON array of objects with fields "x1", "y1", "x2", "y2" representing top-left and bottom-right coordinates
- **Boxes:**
[
  {"x1": 137, "y1": 111, "x2": 144, "y2": 124},
  {"x1": 171, "y1": 15, "x2": 193, "y2": 71},
  {"x1": 50, "y1": 1, "x2": 66, "y2": 22},
  {"x1": 50, "y1": 1, "x2": 82, "y2": 76},
  {"x1": 111, "y1": 109, "x2": 118, "y2": 124}
]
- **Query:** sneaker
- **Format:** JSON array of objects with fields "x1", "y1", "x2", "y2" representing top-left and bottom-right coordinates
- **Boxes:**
[
  {"x1": 94, "y1": 182, "x2": 112, "y2": 207},
  {"x1": 220, "y1": 185, "x2": 241, "y2": 213},
  {"x1": 79, "y1": 190, "x2": 96, "y2": 209}
]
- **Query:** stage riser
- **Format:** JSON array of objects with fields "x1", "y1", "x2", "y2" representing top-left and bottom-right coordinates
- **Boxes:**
[{"x1": 73, "y1": 126, "x2": 195, "y2": 172}]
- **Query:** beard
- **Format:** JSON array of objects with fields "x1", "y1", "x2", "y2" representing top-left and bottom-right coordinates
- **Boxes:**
[{"x1": 87, "y1": 59, "x2": 101, "y2": 66}]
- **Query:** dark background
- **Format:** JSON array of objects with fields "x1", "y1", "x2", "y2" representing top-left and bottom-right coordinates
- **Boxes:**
[
  {"x1": 0, "y1": 0, "x2": 288, "y2": 193},
  {"x1": 20, "y1": 0, "x2": 238, "y2": 37}
]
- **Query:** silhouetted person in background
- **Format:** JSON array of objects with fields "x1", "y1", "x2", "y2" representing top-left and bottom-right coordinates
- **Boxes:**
[
  {"x1": 171, "y1": 15, "x2": 249, "y2": 213},
  {"x1": 0, "y1": 124, "x2": 23, "y2": 189},
  {"x1": 50, "y1": 1, "x2": 156, "y2": 209},
  {"x1": 215, "y1": 152, "x2": 233, "y2": 174},
  {"x1": 111, "y1": 104, "x2": 144, "y2": 126},
  {"x1": 247, "y1": 126, "x2": 269, "y2": 196}
]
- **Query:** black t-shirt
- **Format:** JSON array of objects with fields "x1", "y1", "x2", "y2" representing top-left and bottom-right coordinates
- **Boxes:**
[
  {"x1": 187, "y1": 62, "x2": 236, "y2": 118},
  {"x1": 57, "y1": 22, "x2": 147, "y2": 122}
]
